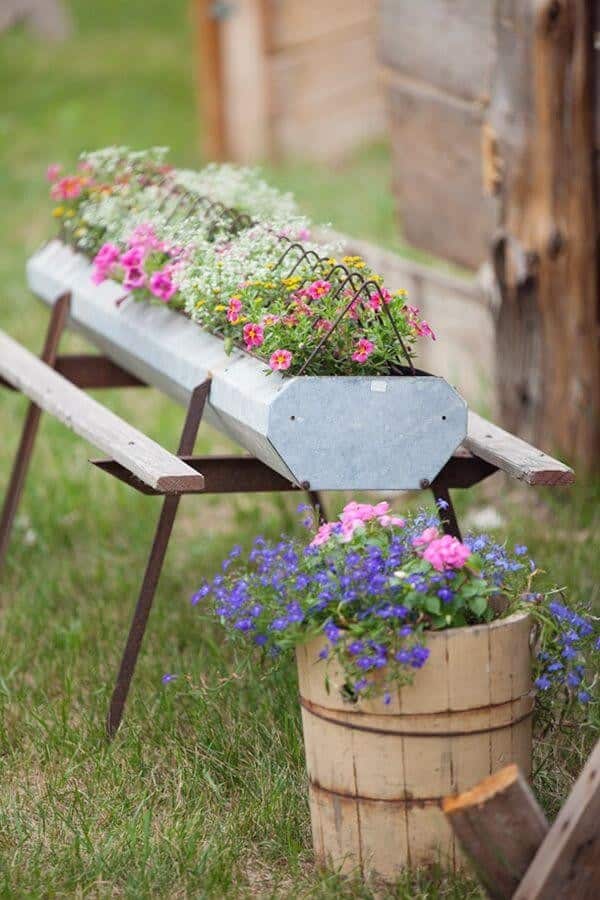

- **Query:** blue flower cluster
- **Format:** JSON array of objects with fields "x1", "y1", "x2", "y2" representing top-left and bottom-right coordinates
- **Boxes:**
[
  {"x1": 534, "y1": 600, "x2": 597, "y2": 705},
  {"x1": 463, "y1": 533, "x2": 532, "y2": 585}
]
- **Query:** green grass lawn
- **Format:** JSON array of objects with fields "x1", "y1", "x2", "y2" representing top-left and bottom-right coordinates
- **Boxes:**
[{"x1": 0, "y1": 2, "x2": 598, "y2": 897}]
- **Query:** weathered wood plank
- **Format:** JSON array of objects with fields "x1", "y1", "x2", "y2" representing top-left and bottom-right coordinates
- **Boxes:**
[
  {"x1": 514, "y1": 739, "x2": 600, "y2": 900},
  {"x1": 384, "y1": 70, "x2": 496, "y2": 268},
  {"x1": 266, "y1": 0, "x2": 373, "y2": 50},
  {"x1": 443, "y1": 764, "x2": 548, "y2": 900},
  {"x1": 0, "y1": 330, "x2": 205, "y2": 494},
  {"x1": 378, "y1": 0, "x2": 496, "y2": 102},
  {"x1": 489, "y1": 0, "x2": 599, "y2": 471},
  {"x1": 220, "y1": 0, "x2": 270, "y2": 163},
  {"x1": 465, "y1": 412, "x2": 574, "y2": 485},
  {"x1": 194, "y1": 0, "x2": 226, "y2": 160},
  {"x1": 271, "y1": 22, "x2": 381, "y2": 118}
]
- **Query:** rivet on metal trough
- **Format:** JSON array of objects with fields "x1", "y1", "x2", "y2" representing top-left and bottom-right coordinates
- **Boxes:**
[
  {"x1": 301, "y1": 480, "x2": 311, "y2": 490},
  {"x1": 420, "y1": 478, "x2": 430, "y2": 489}
]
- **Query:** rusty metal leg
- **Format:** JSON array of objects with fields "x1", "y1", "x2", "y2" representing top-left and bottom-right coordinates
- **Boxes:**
[
  {"x1": 431, "y1": 482, "x2": 461, "y2": 540},
  {"x1": 306, "y1": 490, "x2": 327, "y2": 524},
  {"x1": 0, "y1": 293, "x2": 71, "y2": 575},
  {"x1": 106, "y1": 380, "x2": 211, "y2": 739}
]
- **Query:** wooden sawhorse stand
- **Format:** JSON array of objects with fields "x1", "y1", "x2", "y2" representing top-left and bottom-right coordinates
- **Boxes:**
[{"x1": 0, "y1": 294, "x2": 574, "y2": 738}]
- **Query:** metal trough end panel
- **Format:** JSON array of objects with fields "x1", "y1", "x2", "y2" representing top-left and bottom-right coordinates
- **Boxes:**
[{"x1": 268, "y1": 376, "x2": 468, "y2": 490}]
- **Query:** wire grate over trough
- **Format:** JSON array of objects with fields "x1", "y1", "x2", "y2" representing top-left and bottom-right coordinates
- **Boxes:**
[{"x1": 76, "y1": 175, "x2": 417, "y2": 376}]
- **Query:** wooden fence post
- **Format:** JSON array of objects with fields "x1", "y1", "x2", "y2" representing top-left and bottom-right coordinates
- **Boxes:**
[{"x1": 489, "y1": 0, "x2": 599, "y2": 470}]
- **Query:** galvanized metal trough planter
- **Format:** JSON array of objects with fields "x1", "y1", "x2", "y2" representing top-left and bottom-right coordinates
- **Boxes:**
[{"x1": 26, "y1": 240, "x2": 468, "y2": 491}]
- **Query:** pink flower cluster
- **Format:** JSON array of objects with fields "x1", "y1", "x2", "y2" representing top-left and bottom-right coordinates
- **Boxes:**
[
  {"x1": 90, "y1": 224, "x2": 179, "y2": 303},
  {"x1": 269, "y1": 349, "x2": 293, "y2": 371},
  {"x1": 311, "y1": 501, "x2": 404, "y2": 547},
  {"x1": 352, "y1": 337, "x2": 375, "y2": 364},
  {"x1": 413, "y1": 528, "x2": 471, "y2": 572},
  {"x1": 243, "y1": 322, "x2": 264, "y2": 349},
  {"x1": 405, "y1": 305, "x2": 436, "y2": 341}
]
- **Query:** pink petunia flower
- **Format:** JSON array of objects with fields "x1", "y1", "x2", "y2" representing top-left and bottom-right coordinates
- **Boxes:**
[
  {"x1": 269, "y1": 349, "x2": 293, "y2": 371},
  {"x1": 91, "y1": 243, "x2": 121, "y2": 285},
  {"x1": 127, "y1": 222, "x2": 162, "y2": 253},
  {"x1": 352, "y1": 338, "x2": 375, "y2": 364},
  {"x1": 93, "y1": 243, "x2": 121, "y2": 268},
  {"x1": 46, "y1": 163, "x2": 62, "y2": 183},
  {"x1": 305, "y1": 280, "x2": 331, "y2": 301},
  {"x1": 120, "y1": 246, "x2": 145, "y2": 268},
  {"x1": 310, "y1": 522, "x2": 335, "y2": 547},
  {"x1": 422, "y1": 535, "x2": 471, "y2": 572},
  {"x1": 243, "y1": 323, "x2": 264, "y2": 349},
  {"x1": 379, "y1": 514, "x2": 406, "y2": 528},
  {"x1": 416, "y1": 320, "x2": 436, "y2": 340},
  {"x1": 149, "y1": 269, "x2": 177, "y2": 302},
  {"x1": 226, "y1": 296, "x2": 243, "y2": 324},
  {"x1": 123, "y1": 266, "x2": 147, "y2": 291},
  {"x1": 50, "y1": 176, "x2": 84, "y2": 200},
  {"x1": 412, "y1": 526, "x2": 439, "y2": 547},
  {"x1": 316, "y1": 318, "x2": 333, "y2": 332}
]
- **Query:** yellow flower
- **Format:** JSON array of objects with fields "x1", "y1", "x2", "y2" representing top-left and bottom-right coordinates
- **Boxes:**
[
  {"x1": 74, "y1": 227, "x2": 87, "y2": 237},
  {"x1": 195, "y1": 299, "x2": 206, "y2": 308},
  {"x1": 343, "y1": 255, "x2": 366, "y2": 269},
  {"x1": 214, "y1": 304, "x2": 226, "y2": 311},
  {"x1": 52, "y1": 206, "x2": 65, "y2": 218},
  {"x1": 395, "y1": 288, "x2": 408, "y2": 300},
  {"x1": 63, "y1": 209, "x2": 75, "y2": 218},
  {"x1": 326, "y1": 257, "x2": 337, "y2": 266}
]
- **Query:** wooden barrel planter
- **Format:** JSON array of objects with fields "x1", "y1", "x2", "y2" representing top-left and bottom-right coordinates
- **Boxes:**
[{"x1": 296, "y1": 611, "x2": 534, "y2": 879}]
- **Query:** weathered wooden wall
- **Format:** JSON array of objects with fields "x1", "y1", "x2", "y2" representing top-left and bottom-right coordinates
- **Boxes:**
[
  {"x1": 489, "y1": 0, "x2": 599, "y2": 469},
  {"x1": 379, "y1": 0, "x2": 498, "y2": 269},
  {"x1": 196, "y1": 0, "x2": 384, "y2": 164}
]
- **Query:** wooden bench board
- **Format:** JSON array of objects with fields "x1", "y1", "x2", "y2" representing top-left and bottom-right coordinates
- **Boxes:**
[
  {"x1": 0, "y1": 330, "x2": 205, "y2": 494},
  {"x1": 465, "y1": 412, "x2": 574, "y2": 486}
]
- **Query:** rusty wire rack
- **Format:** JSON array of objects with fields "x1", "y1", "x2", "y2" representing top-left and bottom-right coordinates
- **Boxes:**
[{"x1": 66, "y1": 173, "x2": 417, "y2": 375}]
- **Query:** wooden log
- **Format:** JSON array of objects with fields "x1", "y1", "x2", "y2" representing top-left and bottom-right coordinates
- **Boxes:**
[
  {"x1": 443, "y1": 765, "x2": 549, "y2": 900},
  {"x1": 0, "y1": 330, "x2": 205, "y2": 494},
  {"x1": 489, "y1": 0, "x2": 600, "y2": 471},
  {"x1": 514, "y1": 739, "x2": 600, "y2": 900},
  {"x1": 465, "y1": 412, "x2": 575, "y2": 485}
]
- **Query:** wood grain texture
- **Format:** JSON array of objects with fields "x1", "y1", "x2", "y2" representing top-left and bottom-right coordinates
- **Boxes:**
[
  {"x1": 443, "y1": 765, "x2": 549, "y2": 900},
  {"x1": 219, "y1": 0, "x2": 270, "y2": 162},
  {"x1": 384, "y1": 70, "x2": 496, "y2": 268},
  {"x1": 514, "y1": 739, "x2": 600, "y2": 900},
  {"x1": 297, "y1": 613, "x2": 533, "y2": 879},
  {"x1": 465, "y1": 412, "x2": 574, "y2": 485},
  {"x1": 0, "y1": 330, "x2": 204, "y2": 493},
  {"x1": 194, "y1": 0, "x2": 226, "y2": 160},
  {"x1": 378, "y1": 0, "x2": 495, "y2": 102},
  {"x1": 489, "y1": 0, "x2": 600, "y2": 471},
  {"x1": 266, "y1": 0, "x2": 373, "y2": 50}
]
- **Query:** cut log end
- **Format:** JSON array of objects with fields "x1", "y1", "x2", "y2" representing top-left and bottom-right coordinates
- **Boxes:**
[{"x1": 442, "y1": 764, "x2": 519, "y2": 814}]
